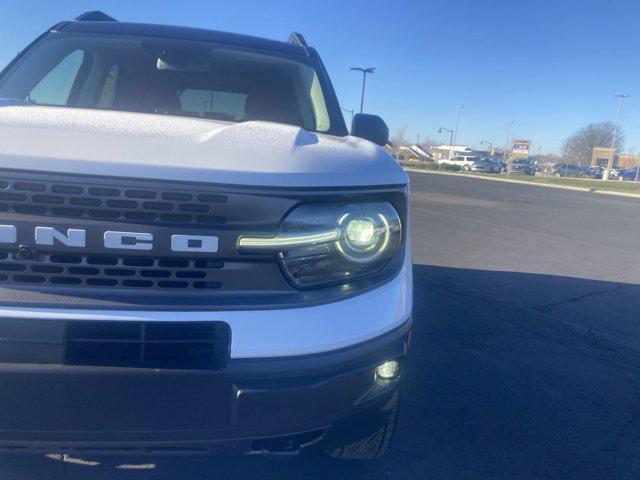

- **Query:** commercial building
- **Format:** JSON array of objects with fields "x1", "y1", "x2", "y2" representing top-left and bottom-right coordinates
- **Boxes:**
[
  {"x1": 590, "y1": 147, "x2": 640, "y2": 168},
  {"x1": 427, "y1": 145, "x2": 472, "y2": 160}
]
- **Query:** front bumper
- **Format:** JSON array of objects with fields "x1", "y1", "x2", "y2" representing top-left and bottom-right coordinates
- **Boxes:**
[
  {"x1": 0, "y1": 253, "x2": 413, "y2": 359},
  {"x1": 0, "y1": 320, "x2": 410, "y2": 455},
  {"x1": 0, "y1": 239, "x2": 412, "y2": 454}
]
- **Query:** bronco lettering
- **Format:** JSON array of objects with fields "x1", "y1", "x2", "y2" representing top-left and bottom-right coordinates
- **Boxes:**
[{"x1": 0, "y1": 225, "x2": 219, "y2": 253}]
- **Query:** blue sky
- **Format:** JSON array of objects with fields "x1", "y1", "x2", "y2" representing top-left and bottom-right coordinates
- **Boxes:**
[{"x1": 1, "y1": 0, "x2": 639, "y2": 154}]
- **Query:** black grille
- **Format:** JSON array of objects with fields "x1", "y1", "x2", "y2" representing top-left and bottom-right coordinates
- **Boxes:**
[
  {"x1": 65, "y1": 321, "x2": 230, "y2": 370},
  {"x1": 0, "y1": 251, "x2": 225, "y2": 290},
  {"x1": 0, "y1": 171, "x2": 303, "y2": 295},
  {"x1": 0, "y1": 177, "x2": 229, "y2": 226}
]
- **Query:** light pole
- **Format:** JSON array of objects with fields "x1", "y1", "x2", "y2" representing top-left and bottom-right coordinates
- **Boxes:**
[
  {"x1": 452, "y1": 105, "x2": 464, "y2": 148},
  {"x1": 503, "y1": 121, "x2": 513, "y2": 164},
  {"x1": 603, "y1": 93, "x2": 629, "y2": 181},
  {"x1": 341, "y1": 107, "x2": 354, "y2": 126},
  {"x1": 350, "y1": 67, "x2": 375, "y2": 113},
  {"x1": 480, "y1": 140, "x2": 493, "y2": 155},
  {"x1": 439, "y1": 127, "x2": 454, "y2": 159},
  {"x1": 416, "y1": 133, "x2": 421, "y2": 146}
]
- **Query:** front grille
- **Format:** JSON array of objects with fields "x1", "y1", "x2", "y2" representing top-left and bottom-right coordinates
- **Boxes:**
[
  {"x1": 65, "y1": 321, "x2": 230, "y2": 370},
  {"x1": 0, "y1": 250, "x2": 225, "y2": 290},
  {"x1": 0, "y1": 170, "x2": 300, "y2": 297},
  {"x1": 0, "y1": 177, "x2": 231, "y2": 227}
]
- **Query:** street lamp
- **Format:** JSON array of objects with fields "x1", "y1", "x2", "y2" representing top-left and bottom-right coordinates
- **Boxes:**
[
  {"x1": 439, "y1": 127, "x2": 454, "y2": 159},
  {"x1": 416, "y1": 133, "x2": 421, "y2": 146},
  {"x1": 452, "y1": 105, "x2": 464, "y2": 147},
  {"x1": 350, "y1": 67, "x2": 375, "y2": 113},
  {"x1": 503, "y1": 121, "x2": 513, "y2": 164},
  {"x1": 480, "y1": 140, "x2": 493, "y2": 154},
  {"x1": 603, "y1": 93, "x2": 630, "y2": 181},
  {"x1": 341, "y1": 107, "x2": 354, "y2": 126}
]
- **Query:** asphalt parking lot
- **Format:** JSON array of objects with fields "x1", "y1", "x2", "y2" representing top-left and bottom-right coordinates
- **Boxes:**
[{"x1": 2, "y1": 171, "x2": 640, "y2": 479}]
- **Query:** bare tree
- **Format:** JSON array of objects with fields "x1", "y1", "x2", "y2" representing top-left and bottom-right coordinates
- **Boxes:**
[
  {"x1": 561, "y1": 122, "x2": 625, "y2": 165},
  {"x1": 390, "y1": 126, "x2": 408, "y2": 147},
  {"x1": 417, "y1": 136, "x2": 437, "y2": 149}
]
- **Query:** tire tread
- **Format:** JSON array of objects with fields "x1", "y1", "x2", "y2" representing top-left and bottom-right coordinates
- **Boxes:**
[{"x1": 327, "y1": 393, "x2": 399, "y2": 460}]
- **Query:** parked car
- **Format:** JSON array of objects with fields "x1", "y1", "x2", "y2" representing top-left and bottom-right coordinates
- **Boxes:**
[
  {"x1": 544, "y1": 163, "x2": 559, "y2": 174},
  {"x1": 481, "y1": 157, "x2": 505, "y2": 173},
  {"x1": 551, "y1": 164, "x2": 593, "y2": 178},
  {"x1": 492, "y1": 159, "x2": 507, "y2": 173},
  {"x1": 608, "y1": 168, "x2": 623, "y2": 179},
  {"x1": 507, "y1": 158, "x2": 536, "y2": 175},
  {"x1": 471, "y1": 157, "x2": 499, "y2": 173},
  {"x1": 584, "y1": 167, "x2": 622, "y2": 180},
  {"x1": 588, "y1": 165, "x2": 604, "y2": 179},
  {"x1": 438, "y1": 154, "x2": 477, "y2": 171},
  {"x1": 0, "y1": 11, "x2": 412, "y2": 459},
  {"x1": 619, "y1": 166, "x2": 640, "y2": 181}
]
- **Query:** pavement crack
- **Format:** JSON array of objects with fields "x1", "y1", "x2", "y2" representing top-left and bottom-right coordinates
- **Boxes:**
[
  {"x1": 422, "y1": 273, "x2": 640, "y2": 377},
  {"x1": 536, "y1": 284, "x2": 633, "y2": 313}
]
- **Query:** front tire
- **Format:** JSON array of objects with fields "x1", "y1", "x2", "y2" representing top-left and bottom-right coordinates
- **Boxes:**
[
  {"x1": 462, "y1": 165, "x2": 471, "y2": 172},
  {"x1": 327, "y1": 393, "x2": 400, "y2": 460}
]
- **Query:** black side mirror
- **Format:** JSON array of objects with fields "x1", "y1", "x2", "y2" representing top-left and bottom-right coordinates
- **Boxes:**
[{"x1": 351, "y1": 113, "x2": 389, "y2": 146}]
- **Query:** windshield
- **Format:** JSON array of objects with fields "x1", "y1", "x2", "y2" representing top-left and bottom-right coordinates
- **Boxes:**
[{"x1": 0, "y1": 33, "x2": 332, "y2": 132}]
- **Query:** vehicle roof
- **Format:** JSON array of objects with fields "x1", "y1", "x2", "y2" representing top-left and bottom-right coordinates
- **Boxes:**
[{"x1": 58, "y1": 20, "x2": 308, "y2": 58}]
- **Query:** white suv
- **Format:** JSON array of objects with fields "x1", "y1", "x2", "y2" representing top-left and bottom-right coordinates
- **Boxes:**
[
  {"x1": 438, "y1": 154, "x2": 477, "y2": 171},
  {"x1": 0, "y1": 11, "x2": 412, "y2": 459}
]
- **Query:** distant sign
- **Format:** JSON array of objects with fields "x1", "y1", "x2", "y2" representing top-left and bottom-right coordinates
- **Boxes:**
[{"x1": 511, "y1": 139, "x2": 531, "y2": 157}]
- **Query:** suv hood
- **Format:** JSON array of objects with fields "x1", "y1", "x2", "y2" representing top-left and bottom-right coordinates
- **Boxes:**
[{"x1": 0, "y1": 106, "x2": 407, "y2": 188}]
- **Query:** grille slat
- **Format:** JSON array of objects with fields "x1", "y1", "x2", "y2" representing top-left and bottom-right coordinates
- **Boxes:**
[
  {"x1": 0, "y1": 171, "x2": 300, "y2": 296},
  {"x1": 0, "y1": 252, "x2": 226, "y2": 290},
  {"x1": 0, "y1": 178, "x2": 229, "y2": 226}
]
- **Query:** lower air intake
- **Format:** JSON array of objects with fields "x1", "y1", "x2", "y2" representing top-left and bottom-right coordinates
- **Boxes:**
[{"x1": 64, "y1": 321, "x2": 230, "y2": 370}]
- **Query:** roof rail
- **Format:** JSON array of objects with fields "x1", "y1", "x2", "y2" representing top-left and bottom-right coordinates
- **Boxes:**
[
  {"x1": 287, "y1": 32, "x2": 308, "y2": 47},
  {"x1": 74, "y1": 11, "x2": 117, "y2": 22},
  {"x1": 287, "y1": 32, "x2": 310, "y2": 56}
]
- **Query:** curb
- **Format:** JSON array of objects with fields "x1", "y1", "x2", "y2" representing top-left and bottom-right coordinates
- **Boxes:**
[{"x1": 403, "y1": 168, "x2": 640, "y2": 200}]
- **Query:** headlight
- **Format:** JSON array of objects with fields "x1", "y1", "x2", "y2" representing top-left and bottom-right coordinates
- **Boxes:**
[{"x1": 238, "y1": 202, "x2": 402, "y2": 288}]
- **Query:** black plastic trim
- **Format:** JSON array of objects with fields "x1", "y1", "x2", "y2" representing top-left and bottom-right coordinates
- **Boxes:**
[
  {"x1": 287, "y1": 32, "x2": 309, "y2": 57},
  {"x1": 0, "y1": 169, "x2": 408, "y2": 310},
  {"x1": 0, "y1": 30, "x2": 57, "y2": 84},
  {"x1": 0, "y1": 319, "x2": 410, "y2": 449},
  {"x1": 61, "y1": 21, "x2": 307, "y2": 59},
  {"x1": 308, "y1": 46, "x2": 349, "y2": 137},
  {"x1": 74, "y1": 11, "x2": 118, "y2": 22},
  {"x1": 0, "y1": 167, "x2": 406, "y2": 196}
]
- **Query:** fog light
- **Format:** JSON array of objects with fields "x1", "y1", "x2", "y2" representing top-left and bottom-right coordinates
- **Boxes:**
[{"x1": 375, "y1": 360, "x2": 400, "y2": 380}]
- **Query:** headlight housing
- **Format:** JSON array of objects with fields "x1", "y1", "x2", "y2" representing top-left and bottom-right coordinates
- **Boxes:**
[{"x1": 238, "y1": 202, "x2": 402, "y2": 288}]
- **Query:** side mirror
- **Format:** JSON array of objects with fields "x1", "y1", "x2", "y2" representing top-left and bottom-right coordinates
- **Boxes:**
[{"x1": 351, "y1": 113, "x2": 389, "y2": 146}]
